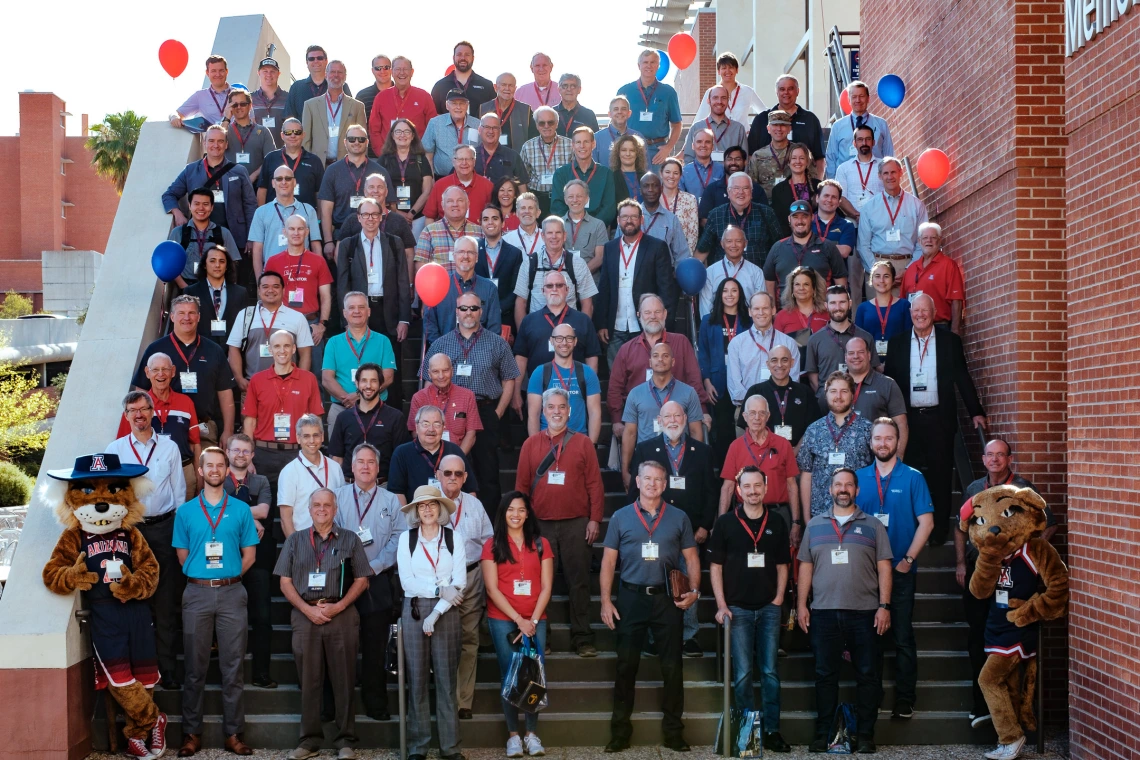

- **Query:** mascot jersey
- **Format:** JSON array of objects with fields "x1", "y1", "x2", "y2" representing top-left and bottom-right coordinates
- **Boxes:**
[
  {"x1": 984, "y1": 543, "x2": 1039, "y2": 659},
  {"x1": 84, "y1": 528, "x2": 161, "y2": 690}
]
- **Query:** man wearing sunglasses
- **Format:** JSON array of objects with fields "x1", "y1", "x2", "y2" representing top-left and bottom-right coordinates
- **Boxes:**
[
  {"x1": 249, "y1": 165, "x2": 322, "y2": 277},
  {"x1": 423, "y1": 236, "x2": 499, "y2": 343},
  {"x1": 258, "y1": 118, "x2": 325, "y2": 208},
  {"x1": 285, "y1": 45, "x2": 353, "y2": 122},
  {"x1": 301, "y1": 60, "x2": 367, "y2": 168},
  {"x1": 356, "y1": 54, "x2": 394, "y2": 154},
  {"x1": 316, "y1": 125, "x2": 393, "y2": 257}
]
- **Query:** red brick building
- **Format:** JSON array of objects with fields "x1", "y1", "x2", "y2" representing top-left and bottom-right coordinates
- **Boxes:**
[
  {"x1": 0, "y1": 92, "x2": 120, "y2": 305},
  {"x1": 861, "y1": 1, "x2": 1138, "y2": 757}
]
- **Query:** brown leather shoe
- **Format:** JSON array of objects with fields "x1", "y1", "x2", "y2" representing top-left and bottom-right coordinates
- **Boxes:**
[
  {"x1": 225, "y1": 735, "x2": 254, "y2": 756},
  {"x1": 177, "y1": 735, "x2": 201, "y2": 758}
]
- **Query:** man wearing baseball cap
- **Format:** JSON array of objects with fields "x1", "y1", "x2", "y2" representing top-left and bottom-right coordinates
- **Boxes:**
[
  {"x1": 251, "y1": 58, "x2": 287, "y2": 131},
  {"x1": 763, "y1": 199, "x2": 848, "y2": 302},
  {"x1": 421, "y1": 89, "x2": 481, "y2": 178}
]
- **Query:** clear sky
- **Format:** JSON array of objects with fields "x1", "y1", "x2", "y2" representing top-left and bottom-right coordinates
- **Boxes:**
[{"x1": 2, "y1": 0, "x2": 673, "y2": 136}]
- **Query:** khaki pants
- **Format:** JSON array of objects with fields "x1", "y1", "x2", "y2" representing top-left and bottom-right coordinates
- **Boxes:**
[
  {"x1": 455, "y1": 564, "x2": 486, "y2": 710},
  {"x1": 182, "y1": 461, "x2": 198, "y2": 501}
]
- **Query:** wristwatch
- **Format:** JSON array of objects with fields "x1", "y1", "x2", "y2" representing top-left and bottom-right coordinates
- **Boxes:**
[
  {"x1": 879, "y1": 602, "x2": 891, "y2": 610},
  {"x1": 904, "y1": 555, "x2": 915, "y2": 565},
  {"x1": 793, "y1": 519, "x2": 805, "y2": 527}
]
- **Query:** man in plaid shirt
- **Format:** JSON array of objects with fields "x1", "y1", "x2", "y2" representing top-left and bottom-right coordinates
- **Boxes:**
[
  {"x1": 520, "y1": 105, "x2": 573, "y2": 215},
  {"x1": 414, "y1": 186, "x2": 482, "y2": 274}
]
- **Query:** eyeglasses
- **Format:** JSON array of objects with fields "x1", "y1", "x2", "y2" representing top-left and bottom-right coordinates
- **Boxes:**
[
  {"x1": 273, "y1": 176, "x2": 295, "y2": 182},
  {"x1": 373, "y1": 65, "x2": 392, "y2": 71},
  {"x1": 345, "y1": 136, "x2": 368, "y2": 143},
  {"x1": 536, "y1": 120, "x2": 557, "y2": 127},
  {"x1": 482, "y1": 125, "x2": 501, "y2": 131},
  {"x1": 392, "y1": 129, "x2": 414, "y2": 136},
  {"x1": 125, "y1": 406, "x2": 153, "y2": 415},
  {"x1": 743, "y1": 410, "x2": 769, "y2": 418},
  {"x1": 359, "y1": 212, "x2": 381, "y2": 219},
  {"x1": 456, "y1": 305, "x2": 482, "y2": 312},
  {"x1": 550, "y1": 336, "x2": 575, "y2": 344},
  {"x1": 231, "y1": 102, "x2": 251, "y2": 108},
  {"x1": 308, "y1": 55, "x2": 326, "y2": 62},
  {"x1": 281, "y1": 129, "x2": 303, "y2": 136},
  {"x1": 544, "y1": 283, "x2": 567, "y2": 290},
  {"x1": 438, "y1": 469, "x2": 465, "y2": 477}
]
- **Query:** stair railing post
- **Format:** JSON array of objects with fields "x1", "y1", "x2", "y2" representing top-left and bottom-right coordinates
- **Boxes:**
[
  {"x1": 398, "y1": 619, "x2": 407, "y2": 760},
  {"x1": 722, "y1": 621, "x2": 732, "y2": 756}
]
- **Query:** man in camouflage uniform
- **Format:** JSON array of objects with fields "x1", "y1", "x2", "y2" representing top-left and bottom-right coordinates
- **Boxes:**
[{"x1": 747, "y1": 110, "x2": 794, "y2": 201}]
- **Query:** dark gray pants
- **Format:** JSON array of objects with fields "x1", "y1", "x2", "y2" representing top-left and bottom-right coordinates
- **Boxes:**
[
  {"x1": 181, "y1": 582, "x2": 248, "y2": 736},
  {"x1": 402, "y1": 597, "x2": 462, "y2": 755},
  {"x1": 292, "y1": 604, "x2": 360, "y2": 750},
  {"x1": 537, "y1": 516, "x2": 595, "y2": 649},
  {"x1": 138, "y1": 515, "x2": 184, "y2": 678}
]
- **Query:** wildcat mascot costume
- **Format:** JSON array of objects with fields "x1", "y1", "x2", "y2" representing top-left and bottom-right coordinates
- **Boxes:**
[
  {"x1": 960, "y1": 484, "x2": 1068, "y2": 760},
  {"x1": 41, "y1": 453, "x2": 168, "y2": 758}
]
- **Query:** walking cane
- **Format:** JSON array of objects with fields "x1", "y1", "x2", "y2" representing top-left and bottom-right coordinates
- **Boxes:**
[
  {"x1": 722, "y1": 622, "x2": 732, "y2": 756},
  {"x1": 398, "y1": 620, "x2": 407, "y2": 760}
]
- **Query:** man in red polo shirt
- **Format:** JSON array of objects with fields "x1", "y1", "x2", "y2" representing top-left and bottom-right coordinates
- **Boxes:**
[
  {"x1": 407, "y1": 353, "x2": 482, "y2": 453},
  {"x1": 240, "y1": 329, "x2": 324, "y2": 495},
  {"x1": 368, "y1": 55, "x2": 437, "y2": 148},
  {"x1": 264, "y1": 213, "x2": 333, "y2": 377},
  {"x1": 421, "y1": 144, "x2": 494, "y2": 224},
  {"x1": 718, "y1": 394, "x2": 801, "y2": 535},
  {"x1": 899, "y1": 222, "x2": 964, "y2": 333}
]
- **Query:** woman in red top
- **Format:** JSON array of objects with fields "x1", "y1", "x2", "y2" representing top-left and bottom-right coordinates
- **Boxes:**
[
  {"x1": 774, "y1": 265, "x2": 828, "y2": 343},
  {"x1": 494, "y1": 177, "x2": 522, "y2": 231},
  {"x1": 481, "y1": 491, "x2": 554, "y2": 757}
]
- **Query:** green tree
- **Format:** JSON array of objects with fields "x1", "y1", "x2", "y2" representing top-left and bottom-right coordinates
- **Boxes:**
[
  {"x1": 0, "y1": 334, "x2": 56, "y2": 466},
  {"x1": 85, "y1": 111, "x2": 146, "y2": 194},
  {"x1": 0, "y1": 291, "x2": 33, "y2": 320}
]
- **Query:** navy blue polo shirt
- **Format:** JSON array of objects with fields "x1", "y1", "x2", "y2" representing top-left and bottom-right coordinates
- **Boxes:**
[
  {"x1": 854, "y1": 461, "x2": 933, "y2": 565},
  {"x1": 133, "y1": 334, "x2": 236, "y2": 425},
  {"x1": 813, "y1": 213, "x2": 856, "y2": 253},
  {"x1": 386, "y1": 439, "x2": 478, "y2": 503},
  {"x1": 513, "y1": 306, "x2": 601, "y2": 373}
]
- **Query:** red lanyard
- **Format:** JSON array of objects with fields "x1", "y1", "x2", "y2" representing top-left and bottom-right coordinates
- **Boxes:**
[
  {"x1": 149, "y1": 392, "x2": 170, "y2": 428},
  {"x1": 271, "y1": 373, "x2": 294, "y2": 413},
  {"x1": 300, "y1": 454, "x2": 329, "y2": 488},
  {"x1": 917, "y1": 334, "x2": 933, "y2": 367},
  {"x1": 345, "y1": 158, "x2": 367, "y2": 193},
  {"x1": 661, "y1": 190, "x2": 677, "y2": 213},
  {"x1": 543, "y1": 308, "x2": 568, "y2": 330},
  {"x1": 875, "y1": 298, "x2": 895, "y2": 337},
  {"x1": 396, "y1": 155, "x2": 411, "y2": 184},
  {"x1": 856, "y1": 160, "x2": 875, "y2": 191},
  {"x1": 458, "y1": 328, "x2": 482, "y2": 362},
  {"x1": 454, "y1": 119, "x2": 466, "y2": 145},
  {"x1": 634, "y1": 500, "x2": 666, "y2": 540},
  {"x1": 568, "y1": 218, "x2": 584, "y2": 248},
  {"x1": 694, "y1": 161, "x2": 714, "y2": 190},
  {"x1": 353, "y1": 402, "x2": 383, "y2": 435},
  {"x1": 750, "y1": 327, "x2": 774, "y2": 357},
  {"x1": 772, "y1": 387, "x2": 790, "y2": 422},
  {"x1": 364, "y1": 235, "x2": 377, "y2": 268},
  {"x1": 285, "y1": 150, "x2": 303, "y2": 174},
  {"x1": 705, "y1": 117, "x2": 727, "y2": 145},
  {"x1": 170, "y1": 334, "x2": 200, "y2": 368},
  {"x1": 722, "y1": 313, "x2": 739, "y2": 341},
  {"x1": 420, "y1": 531, "x2": 445, "y2": 573},
  {"x1": 636, "y1": 81, "x2": 657, "y2": 111},
  {"x1": 551, "y1": 363, "x2": 573, "y2": 391},
  {"x1": 735, "y1": 507, "x2": 770, "y2": 552},
  {"x1": 852, "y1": 379, "x2": 864, "y2": 407},
  {"x1": 883, "y1": 191, "x2": 905, "y2": 227},
  {"x1": 496, "y1": 99, "x2": 515, "y2": 124},
  {"x1": 548, "y1": 431, "x2": 568, "y2": 470},
  {"x1": 825, "y1": 414, "x2": 852, "y2": 449},
  {"x1": 520, "y1": 229, "x2": 541, "y2": 255},
  {"x1": 259, "y1": 305, "x2": 280, "y2": 334},
  {"x1": 310, "y1": 528, "x2": 332, "y2": 567},
  {"x1": 193, "y1": 225, "x2": 209, "y2": 254},
  {"x1": 478, "y1": 145, "x2": 496, "y2": 176},
  {"x1": 875, "y1": 465, "x2": 894, "y2": 510},
  {"x1": 572, "y1": 161, "x2": 597, "y2": 184},
  {"x1": 346, "y1": 329, "x2": 371, "y2": 362},
  {"x1": 665, "y1": 439, "x2": 686, "y2": 474},
  {"x1": 419, "y1": 444, "x2": 445, "y2": 472},
  {"x1": 128, "y1": 437, "x2": 156, "y2": 466},
  {"x1": 199, "y1": 492, "x2": 229, "y2": 538},
  {"x1": 621, "y1": 233, "x2": 642, "y2": 270},
  {"x1": 830, "y1": 516, "x2": 854, "y2": 549},
  {"x1": 451, "y1": 494, "x2": 464, "y2": 528},
  {"x1": 232, "y1": 122, "x2": 252, "y2": 150},
  {"x1": 728, "y1": 85, "x2": 742, "y2": 111},
  {"x1": 326, "y1": 93, "x2": 343, "y2": 122},
  {"x1": 208, "y1": 88, "x2": 231, "y2": 117},
  {"x1": 533, "y1": 83, "x2": 553, "y2": 106},
  {"x1": 813, "y1": 215, "x2": 834, "y2": 240},
  {"x1": 543, "y1": 139, "x2": 558, "y2": 171},
  {"x1": 354, "y1": 486, "x2": 378, "y2": 523},
  {"x1": 721, "y1": 257, "x2": 744, "y2": 282},
  {"x1": 563, "y1": 106, "x2": 579, "y2": 135}
]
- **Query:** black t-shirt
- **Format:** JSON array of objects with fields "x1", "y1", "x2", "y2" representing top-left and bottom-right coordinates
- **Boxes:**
[
  {"x1": 133, "y1": 334, "x2": 236, "y2": 423},
  {"x1": 736, "y1": 378, "x2": 821, "y2": 446},
  {"x1": 708, "y1": 507, "x2": 791, "y2": 609},
  {"x1": 514, "y1": 306, "x2": 602, "y2": 370},
  {"x1": 328, "y1": 401, "x2": 411, "y2": 481},
  {"x1": 748, "y1": 105, "x2": 825, "y2": 159},
  {"x1": 377, "y1": 153, "x2": 434, "y2": 214},
  {"x1": 258, "y1": 149, "x2": 326, "y2": 209}
]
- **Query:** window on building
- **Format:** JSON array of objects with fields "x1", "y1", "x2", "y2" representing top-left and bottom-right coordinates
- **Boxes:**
[{"x1": 60, "y1": 161, "x2": 65, "y2": 176}]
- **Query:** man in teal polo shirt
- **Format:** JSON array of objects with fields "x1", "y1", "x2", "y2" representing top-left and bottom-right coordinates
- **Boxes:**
[
  {"x1": 854, "y1": 417, "x2": 933, "y2": 722},
  {"x1": 549, "y1": 126, "x2": 617, "y2": 226},
  {"x1": 616, "y1": 50, "x2": 682, "y2": 172},
  {"x1": 322, "y1": 291, "x2": 397, "y2": 428},
  {"x1": 172, "y1": 447, "x2": 259, "y2": 757}
]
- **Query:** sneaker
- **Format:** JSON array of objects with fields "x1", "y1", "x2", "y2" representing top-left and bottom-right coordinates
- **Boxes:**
[
  {"x1": 149, "y1": 713, "x2": 168, "y2": 757},
  {"x1": 506, "y1": 736, "x2": 524, "y2": 758},
  {"x1": 642, "y1": 639, "x2": 658, "y2": 657},
  {"x1": 971, "y1": 712, "x2": 993, "y2": 728},
  {"x1": 808, "y1": 737, "x2": 829, "y2": 753},
  {"x1": 576, "y1": 643, "x2": 598, "y2": 658},
  {"x1": 288, "y1": 748, "x2": 319, "y2": 760},
  {"x1": 127, "y1": 738, "x2": 151, "y2": 759},
  {"x1": 984, "y1": 736, "x2": 1026, "y2": 760},
  {"x1": 682, "y1": 639, "x2": 703, "y2": 658},
  {"x1": 523, "y1": 734, "x2": 546, "y2": 756},
  {"x1": 891, "y1": 699, "x2": 913, "y2": 719}
]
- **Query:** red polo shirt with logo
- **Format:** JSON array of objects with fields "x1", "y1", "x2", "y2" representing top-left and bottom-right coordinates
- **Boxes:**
[{"x1": 899, "y1": 252, "x2": 964, "y2": 324}]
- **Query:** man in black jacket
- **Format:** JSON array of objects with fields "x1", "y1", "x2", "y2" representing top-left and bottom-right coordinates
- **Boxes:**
[
  {"x1": 595, "y1": 199, "x2": 679, "y2": 364},
  {"x1": 335, "y1": 198, "x2": 411, "y2": 408},
  {"x1": 184, "y1": 247, "x2": 250, "y2": 348},
  {"x1": 474, "y1": 205, "x2": 523, "y2": 336},
  {"x1": 883, "y1": 294, "x2": 986, "y2": 545}
]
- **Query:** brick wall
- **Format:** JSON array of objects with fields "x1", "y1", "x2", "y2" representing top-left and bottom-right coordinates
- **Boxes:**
[
  {"x1": 694, "y1": 10, "x2": 718, "y2": 103},
  {"x1": 860, "y1": 0, "x2": 1071, "y2": 725},
  {"x1": 62, "y1": 136, "x2": 119, "y2": 255}
]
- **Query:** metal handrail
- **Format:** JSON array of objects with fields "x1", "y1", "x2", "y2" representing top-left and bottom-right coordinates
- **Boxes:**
[
  {"x1": 721, "y1": 622, "x2": 732, "y2": 756},
  {"x1": 398, "y1": 620, "x2": 407, "y2": 760}
]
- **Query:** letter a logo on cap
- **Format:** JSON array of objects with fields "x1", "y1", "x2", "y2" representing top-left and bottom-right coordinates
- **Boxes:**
[{"x1": 89, "y1": 455, "x2": 108, "y2": 472}]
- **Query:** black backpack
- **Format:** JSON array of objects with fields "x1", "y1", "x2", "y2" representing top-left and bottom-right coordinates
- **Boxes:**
[
  {"x1": 526, "y1": 252, "x2": 579, "y2": 311},
  {"x1": 407, "y1": 525, "x2": 455, "y2": 555},
  {"x1": 541, "y1": 361, "x2": 588, "y2": 400},
  {"x1": 179, "y1": 223, "x2": 227, "y2": 251}
]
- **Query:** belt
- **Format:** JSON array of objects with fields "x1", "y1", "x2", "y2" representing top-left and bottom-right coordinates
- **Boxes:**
[
  {"x1": 622, "y1": 580, "x2": 668, "y2": 595},
  {"x1": 306, "y1": 597, "x2": 343, "y2": 605},
  {"x1": 874, "y1": 253, "x2": 913, "y2": 261},
  {"x1": 644, "y1": 137, "x2": 667, "y2": 145},
  {"x1": 143, "y1": 511, "x2": 175, "y2": 526},
  {"x1": 476, "y1": 398, "x2": 497, "y2": 405},
  {"x1": 912, "y1": 405, "x2": 939, "y2": 413},
  {"x1": 466, "y1": 561, "x2": 481, "y2": 572},
  {"x1": 187, "y1": 576, "x2": 242, "y2": 587},
  {"x1": 368, "y1": 296, "x2": 384, "y2": 302},
  {"x1": 304, "y1": 313, "x2": 320, "y2": 322},
  {"x1": 256, "y1": 440, "x2": 301, "y2": 450}
]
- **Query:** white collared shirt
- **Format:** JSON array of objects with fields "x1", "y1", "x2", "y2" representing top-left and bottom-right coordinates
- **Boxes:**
[
  {"x1": 361, "y1": 232, "x2": 384, "y2": 296},
  {"x1": 909, "y1": 329, "x2": 939, "y2": 407},
  {"x1": 278, "y1": 452, "x2": 347, "y2": 532},
  {"x1": 397, "y1": 524, "x2": 468, "y2": 616},
  {"x1": 726, "y1": 326, "x2": 803, "y2": 404},
  {"x1": 834, "y1": 157, "x2": 886, "y2": 212},
  {"x1": 105, "y1": 433, "x2": 185, "y2": 518},
  {"x1": 446, "y1": 491, "x2": 494, "y2": 568},
  {"x1": 615, "y1": 237, "x2": 640, "y2": 332}
]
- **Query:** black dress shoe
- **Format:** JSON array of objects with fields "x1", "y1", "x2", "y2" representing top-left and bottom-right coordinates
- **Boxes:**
[
  {"x1": 250, "y1": 675, "x2": 278, "y2": 689},
  {"x1": 160, "y1": 674, "x2": 181, "y2": 691},
  {"x1": 763, "y1": 732, "x2": 791, "y2": 752},
  {"x1": 604, "y1": 739, "x2": 630, "y2": 753},
  {"x1": 856, "y1": 736, "x2": 876, "y2": 753},
  {"x1": 365, "y1": 709, "x2": 391, "y2": 721},
  {"x1": 408, "y1": 755, "x2": 427, "y2": 760},
  {"x1": 663, "y1": 738, "x2": 690, "y2": 752},
  {"x1": 808, "y1": 737, "x2": 829, "y2": 753},
  {"x1": 440, "y1": 753, "x2": 466, "y2": 760},
  {"x1": 457, "y1": 708, "x2": 473, "y2": 719}
]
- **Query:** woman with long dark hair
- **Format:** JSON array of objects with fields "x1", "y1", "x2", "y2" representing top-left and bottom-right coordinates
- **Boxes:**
[
  {"x1": 378, "y1": 117, "x2": 434, "y2": 237},
  {"x1": 481, "y1": 491, "x2": 554, "y2": 757},
  {"x1": 494, "y1": 176, "x2": 522, "y2": 231},
  {"x1": 698, "y1": 277, "x2": 746, "y2": 463}
]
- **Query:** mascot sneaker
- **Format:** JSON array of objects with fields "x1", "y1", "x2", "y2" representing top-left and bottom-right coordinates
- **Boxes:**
[
  {"x1": 150, "y1": 713, "x2": 168, "y2": 757},
  {"x1": 127, "y1": 738, "x2": 152, "y2": 759},
  {"x1": 984, "y1": 736, "x2": 1026, "y2": 759}
]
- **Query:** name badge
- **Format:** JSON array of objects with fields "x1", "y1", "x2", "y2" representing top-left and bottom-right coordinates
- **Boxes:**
[
  {"x1": 428, "y1": 478, "x2": 442, "y2": 489},
  {"x1": 540, "y1": 172, "x2": 554, "y2": 186},
  {"x1": 669, "y1": 475, "x2": 686, "y2": 490},
  {"x1": 838, "y1": 363, "x2": 848, "y2": 373},
  {"x1": 465, "y1": 127, "x2": 479, "y2": 143},
  {"x1": 912, "y1": 372, "x2": 928, "y2": 392},
  {"x1": 259, "y1": 343, "x2": 272, "y2": 358},
  {"x1": 212, "y1": 188, "x2": 224, "y2": 203},
  {"x1": 273, "y1": 413, "x2": 291, "y2": 440},
  {"x1": 907, "y1": 290, "x2": 924, "y2": 303},
  {"x1": 831, "y1": 549, "x2": 849, "y2": 565},
  {"x1": 328, "y1": 124, "x2": 339, "y2": 140},
  {"x1": 180, "y1": 371, "x2": 199, "y2": 393},
  {"x1": 456, "y1": 363, "x2": 473, "y2": 376},
  {"x1": 368, "y1": 270, "x2": 380, "y2": 284},
  {"x1": 211, "y1": 319, "x2": 227, "y2": 335},
  {"x1": 491, "y1": 277, "x2": 499, "y2": 289},
  {"x1": 350, "y1": 195, "x2": 366, "y2": 209},
  {"x1": 548, "y1": 339, "x2": 555, "y2": 353},
  {"x1": 198, "y1": 422, "x2": 209, "y2": 435},
  {"x1": 759, "y1": 366, "x2": 771, "y2": 381},
  {"x1": 640, "y1": 110, "x2": 654, "y2": 122},
  {"x1": 886, "y1": 228, "x2": 902, "y2": 243},
  {"x1": 548, "y1": 470, "x2": 565, "y2": 485},
  {"x1": 995, "y1": 590, "x2": 1009, "y2": 607},
  {"x1": 641, "y1": 541, "x2": 659, "y2": 561},
  {"x1": 828, "y1": 451, "x2": 846, "y2": 465},
  {"x1": 645, "y1": 369, "x2": 653, "y2": 382},
  {"x1": 262, "y1": 117, "x2": 276, "y2": 128},
  {"x1": 350, "y1": 368, "x2": 358, "y2": 384},
  {"x1": 514, "y1": 579, "x2": 532, "y2": 596},
  {"x1": 653, "y1": 420, "x2": 662, "y2": 434},
  {"x1": 308, "y1": 572, "x2": 327, "y2": 589},
  {"x1": 876, "y1": 340, "x2": 888, "y2": 356},
  {"x1": 711, "y1": 151, "x2": 724, "y2": 162},
  {"x1": 105, "y1": 559, "x2": 124, "y2": 580},
  {"x1": 499, "y1": 133, "x2": 509, "y2": 145},
  {"x1": 357, "y1": 527, "x2": 374, "y2": 546},
  {"x1": 775, "y1": 425, "x2": 792, "y2": 440},
  {"x1": 875, "y1": 513, "x2": 890, "y2": 527},
  {"x1": 848, "y1": 142, "x2": 858, "y2": 158},
  {"x1": 396, "y1": 185, "x2": 412, "y2": 198},
  {"x1": 236, "y1": 152, "x2": 250, "y2": 164},
  {"x1": 289, "y1": 288, "x2": 304, "y2": 305},
  {"x1": 294, "y1": 184, "x2": 302, "y2": 196},
  {"x1": 278, "y1": 233, "x2": 288, "y2": 247},
  {"x1": 747, "y1": 552, "x2": 765, "y2": 568},
  {"x1": 205, "y1": 541, "x2": 224, "y2": 561}
]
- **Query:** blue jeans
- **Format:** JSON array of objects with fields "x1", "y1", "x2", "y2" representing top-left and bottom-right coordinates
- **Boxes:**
[
  {"x1": 488, "y1": 617, "x2": 548, "y2": 735},
  {"x1": 809, "y1": 609, "x2": 882, "y2": 740},
  {"x1": 729, "y1": 603, "x2": 782, "y2": 732}
]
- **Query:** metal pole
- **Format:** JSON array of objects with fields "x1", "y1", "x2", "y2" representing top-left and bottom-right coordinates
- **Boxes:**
[
  {"x1": 398, "y1": 620, "x2": 407, "y2": 760},
  {"x1": 902, "y1": 155, "x2": 919, "y2": 196},
  {"x1": 722, "y1": 622, "x2": 732, "y2": 756},
  {"x1": 1036, "y1": 625, "x2": 1045, "y2": 754}
]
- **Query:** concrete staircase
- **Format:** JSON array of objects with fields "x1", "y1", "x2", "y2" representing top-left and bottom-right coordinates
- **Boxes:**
[{"x1": 93, "y1": 321, "x2": 996, "y2": 751}]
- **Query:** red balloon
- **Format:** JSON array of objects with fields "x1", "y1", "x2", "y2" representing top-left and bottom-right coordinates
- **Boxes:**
[
  {"x1": 445, "y1": 64, "x2": 456, "y2": 76},
  {"x1": 839, "y1": 89, "x2": 851, "y2": 115},
  {"x1": 158, "y1": 40, "x2": 189, "y2": 79},
  {"x1": 916, "y1": 148, "x2": 951, "y2": 189},
  {"x1": 667, "y1": 34, "x2": 697, "y2": 70},
  {"x1": 415, "y1": 263, "x2": 450, "y2": 307}
]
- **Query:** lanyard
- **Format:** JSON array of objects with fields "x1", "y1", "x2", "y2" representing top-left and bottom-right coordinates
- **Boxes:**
[
  {"x1": 477, "y1": 145, "x2": 496, "y2": 176},
  {"x1": 826, "y1": 325, "x2": 850, "y2": 350},
  {"x1": 353, "y1": 402, "x2": 383, "y2": 435},
  {"x1": 259, "y1": 305, "x2": 280, "y2": 334},
  {"x1": 420, "y1": 531, "x2": 445, "y2": 577},
  {"x1": 744, "y1": 433, "x2": 772, "y2": 469},
  {"x1": 199, "y1": 492, "x2": 229, "y2": 539},
  {"x1": 730, "y1": 205, "x2": 750, "y2": 229},
  {"x1": 772, "y1": 387, "x2": 790, "y2": 422},
  {"x1": 636, "y1": 81, "x2": 657, "y2": 111},
  {"x1": 232, "y1": 122, "x2": 252, "y2": 151},
  {"x1": 562, "y1": 105, "x2": 579, "y2": 134},
  {"x1": 665, "y1": 439, "x2": 686, "y2": 474},
  {"x1": 128, "y1": 437, "x2": 156, "y2": 466},
  {"x1": 813, "y1": 215, "x2": 834, "y2": 241},
  {"x1": 396, "y1": 155, "x2": 411, "y2": 184},
  {"x1": 643, "y1": 213, "x2": 661, "y2": 237},
  {"x1": 170, "y1": 334, "x2": 200, "y2": 368},
  {"x1": 852, "y1": 379, "x2": 865, "y2": 407},
  {"x1": 693, "y1": 161, "x2": 714, "y2": 190},
  {"x1": 875, "y1": 465, "x2": 894, "y2": 511},
  {"x1": 418, "y1": 444, "x2": 445, "y2": 472},
  {"x1": 453, "y1": 119, "x2": 466, "y2": 145},
  {"x1": 572, "y1": 161, "x2": 597, "y2": 184},
  {"x1": 345, "y1": 158, "x2": 367, "y2": 193},
  {"x1": 484, "y1": 242, "x2": 503, "y2": 273},
  {"x1": 354, "y1": 487, "x2": 378, "y2": 523},
  {"x1": 543, "y1": 139, "x2": 558, "y2": 171},
  {"x1": 149, "y1": 392, "x2": 170, "y2": 428},
  {"x1": 458, "y1": 328, "x2": 482, "y2": 362},
  {"x1": 346, "y1": 329, "x2": 372, "y2": 363},
  {"x1": 495, "y1": 98, "x2": 515, "y2": 124},
  {"x1": 208, "y1": 87, "x2": 231, "y2": 117},
  {"x1": 661, "y1": 189, "x2": 678, "y2": 213},
  {"x1": 916, "y1": 334, "x2": 933, "y2": 368},
  {"x1": 830, "y1": 516, "x2": 854, "y2": 550},
  {"x1": 623, "y1": 172, "x2": 640, "y2": 200},
  {"x1": 825, "y1": 414, "x2": 853, "y2": 450},
  {"x1": 750, "y1": 327, "x2": 775, "y2": 357},
  {"x1": 300, "y1": 454, "x2": 329, "y2": 488},
  {"x1": 325, "y1": 93, "x2": 343, "y2": 122},
  {"x1": 272, "y1": 373, "x2": 294, "y2": 413},
  {"x1": 551, "y1": 362, "x2": 574, "y2": 392},
  {"x1": 649, "y1": 379, "x2": 675, "y2": 408},
  {"x1": 728, "y1": 85, "x2": 742, "y2": 111},
  {"x1": 856, "y1": 159, "x2": 876, "y2": 191},
  {"x1": 309, "y1": 528, "x2": 332, "y2": 568},
  {"x1": 284, "y1": 150, "x2": 303, "y2": 174},
  {"x1": 203, "y1": 158, "x2": 230, "y2": 188},
  {"x1": 568, "y1": 217, "x2": 584, "y2": 248},
  {"x1": 883, "y1": 191, "x2": 905, "y2": 227},
  {"x1": 193, "y1": 225, "x2": 209, "y2": 254},
  {"x1": 543, "y1": 308, "x2": 568, "y2": 330},
  {"x1": 533, "y1": 82, "x2": 553, "y2": 106},
  {"x1": 621, "y1": 233, "x2": 642, "y2": 271},
  {"x1": 875, "y1": 298, "x2": 895, "y2": 337},
  {"x1": 451, "y1": 494, "x2": 464, "y2": 528},
  {"x1": 705, "y1": 117, "x2": 728, "y2": 145},
  {"x1": 634, "y1": 500, "x2": 666, "y2": 540},
  {"x1": 548, "y1": 431, "x2": 569, "y2": 470},
  {"x1": 768, "y1": 144, "x2": 789, "y2": 173},
  {"x1": 444, "y1": 221, "x2": 466, "y2": 246},
  {"x1": 451, "y1": 272, "x2": 474, "y2": 297},
  {"x1": 521, "y1": 228, "x2": 541, "y2": 255},
  {"x1": 790, "y1": 237, "x2": 813, "y2": 267},
  {"x1": 722, "y1": 313, "x2": 740, "y2": 341},
  {"x1": 735, "y1": 507, "x2": 769, "y2": 552}
]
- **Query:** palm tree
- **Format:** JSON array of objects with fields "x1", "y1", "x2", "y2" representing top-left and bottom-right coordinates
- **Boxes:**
[{"x1": 84, "y1": 111, "x2": 146, "y2": 194}]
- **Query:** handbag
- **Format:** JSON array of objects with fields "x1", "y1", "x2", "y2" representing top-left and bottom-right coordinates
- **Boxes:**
[
  {"x1": 384, "y1": 623, "x2": 399, "y2": 676},
  {"x1": 713, "y1": 708, "x2": 763, "y2": 757},
  {"x1": 669, "y1": 568, "x2": 692, "y2": 601},
  {"x1": 826, "y1": 702, "x2": 858, "y2": 753},
  {"x1": 502, "y1": 634, "x2": 549, "y2": 714}
]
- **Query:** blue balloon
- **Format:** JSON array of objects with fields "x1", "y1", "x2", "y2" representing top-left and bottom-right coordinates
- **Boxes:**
[
  {"x1": 877, "y1": 74, "x2": 906, "y2": 108},
  {"x1": 656, "y1": 52, "x2": 671, "y2": 81},
  {"x1": 675, "y1": 258, "x2": 706, "y2": 296},
  {"x1": 151, "y1": 240, "x2": 187, "y2": 283}
]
